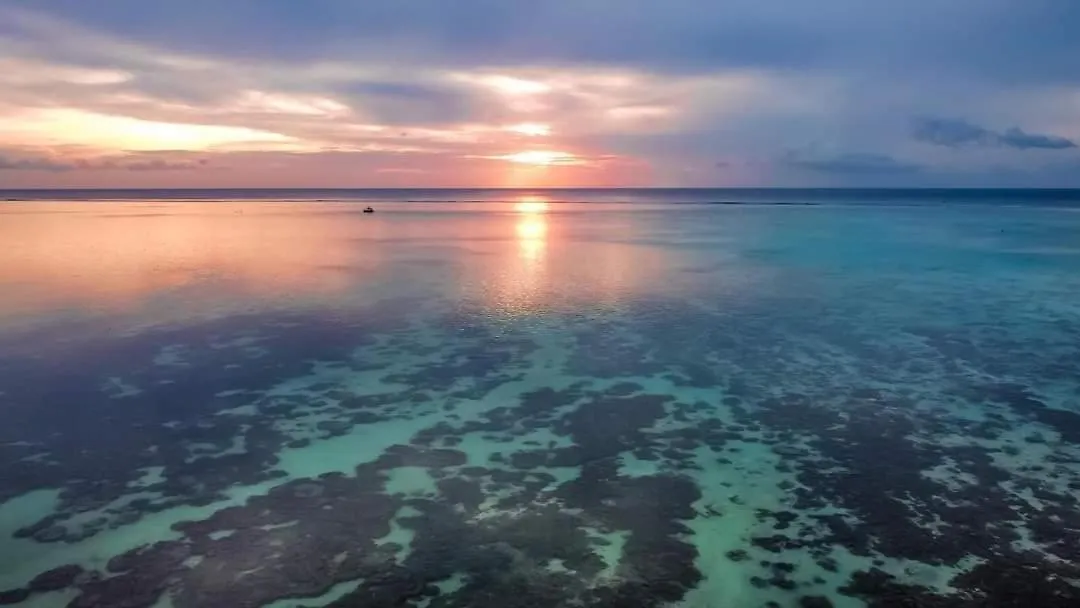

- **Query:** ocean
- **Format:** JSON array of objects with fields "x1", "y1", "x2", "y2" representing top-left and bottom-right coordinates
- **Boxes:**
[{"x1": 1, "y1": 189, "x2": 1079, "y2": 607}]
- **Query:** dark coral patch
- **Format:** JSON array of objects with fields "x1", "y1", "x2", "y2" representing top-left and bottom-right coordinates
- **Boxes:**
[
  {"x1": 27, "y1": 564, "x2": 84, "y2": 592},
  {"x1": 0, "y1": 589, "x2": 30, "y2": 606}
]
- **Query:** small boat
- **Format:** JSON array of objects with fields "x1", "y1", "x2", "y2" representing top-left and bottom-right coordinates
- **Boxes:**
[{"x1": 363, "y1": 206, "x2": 374, "y2": 213}]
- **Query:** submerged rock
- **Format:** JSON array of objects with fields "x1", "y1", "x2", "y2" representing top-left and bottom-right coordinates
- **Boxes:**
[
  {"x1": 0, "y1": 588, "x2": 30, "y2": 605},
  {"x1": 725, "y1": 549, "x2": 750, "y2": 562},
  {"x1": 799, "y1": 596, "x2": 834, "y2": 608},
  {"x1": 772, "y1": 445, "x2": 804, "y2": 457},
  {"x1": 290, "y1": 482, "x2": 324, "y2": 499},
  {"x1": 29, "y1": 564, "x2": 84, "y2": 592},
  {"x1": 32, "y1": 525, "x2": 67, "y2": 543}
]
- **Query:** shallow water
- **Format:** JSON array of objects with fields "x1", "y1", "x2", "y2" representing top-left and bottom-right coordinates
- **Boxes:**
[{"x1": 1, "y1": 195, "x2": 1080, "y2": 607}]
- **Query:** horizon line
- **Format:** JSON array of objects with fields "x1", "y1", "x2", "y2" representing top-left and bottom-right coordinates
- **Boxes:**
[{"x1": 4, "y1": 186, "x2": 1080, "y2": 192}]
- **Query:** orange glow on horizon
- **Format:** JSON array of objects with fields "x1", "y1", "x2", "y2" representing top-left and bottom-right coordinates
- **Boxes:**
[{"x1": 0, "y1": 108, "x2": 299, "y2": 152}]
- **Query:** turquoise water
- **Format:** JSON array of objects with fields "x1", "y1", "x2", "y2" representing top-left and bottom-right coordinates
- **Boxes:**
[{"x1": 1, "y1": 192, "x2": 1079, "y2": 607}]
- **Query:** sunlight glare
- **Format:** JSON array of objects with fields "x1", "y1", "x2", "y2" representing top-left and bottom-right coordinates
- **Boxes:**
[
  {"x1": 502, "y1": 150, "x2": 577, "y2": 166},
  {"x1": 485, "y1": 76, "x2": 550, "y2": 96},
  {"x1": 516, "y1": 218, "x2": 547, "y2": 240},
  {"x1": 516, "y1": 215, "x2": 548, "y2": 261},
  {"x1": 506, "y1": 123, "x2": 552, "y2": 137},
  {"x1": 515, "y1": 197, "x2": 550, "y2": 214}
]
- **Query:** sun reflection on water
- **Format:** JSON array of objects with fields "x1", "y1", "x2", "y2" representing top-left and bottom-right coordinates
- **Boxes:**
[
  {"x1": 514, "y1": 196, "x2": 549, "y2": 263},
  {"x1": 514, "y1": 196, "x2": 550, "y2": 214},
  {"x1": 516, "y1": 216, "x2": 547, "y2": 261},
  {"x1": 0, "y1": 198, "x2": 686, "y2": 335},
  {"x1": 515, "y1": 197, "x2": 549, "y2": 261}
]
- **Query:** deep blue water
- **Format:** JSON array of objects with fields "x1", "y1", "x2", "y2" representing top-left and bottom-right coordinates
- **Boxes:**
[{"x1": 0, "y1": 192, "x2": 1079, "y2": 607}]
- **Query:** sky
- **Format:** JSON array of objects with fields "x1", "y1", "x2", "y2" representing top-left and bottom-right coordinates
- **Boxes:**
[{"x1": 1, "y1": 0, "x2": 1079, "y2": 188}]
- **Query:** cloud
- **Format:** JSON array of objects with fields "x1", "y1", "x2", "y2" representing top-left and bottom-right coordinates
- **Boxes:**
[
  {"x1": 340, "y1": 79, "x2": 484, "y2": 125},
  {"x1": 911, "y1": 118, "x2": 993, "y2": 148},
  {"x1": 4, "y1": 2, "x2": 1080, "y2": 98},
  {"x1": 7, "y1": 0, "x2": 1080, "y2": 86},
  {"x1": 2, "y1": 2, "x2": 1080, "y2": 187},
  {"x1": 0, "y1": 154, "x2": 71, "y2": 172},
  {"x1": 782, "y1": 150, "x2": 922, "y2": 174},
  {"x1": 913, "y1": 117, "x2": 1077, "y2": 150},
  {"x1": 997, "y1": 127, "x2": 1077, "y2": 150},
  {"x1": 105, "y1": 157, "x2": 209, "y2": 171},
  {"x1": 0, "y1": 150, "x2": 209, "y2": 172}
]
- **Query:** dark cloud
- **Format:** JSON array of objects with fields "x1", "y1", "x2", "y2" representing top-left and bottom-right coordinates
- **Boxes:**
[
  {"x1": 0, "y1": 1, "x2": 823, "y2": 73},
  {"x1": 912, "y1": 118, "x2": 994, "y2": 148},
  {"x1": 997, "y1": 127, "x2": 1077, "y2": 150},
  {"x1": 913, "y1": 117, "x2": 1077, "y2": 150},
  {"x1": 782, "y1": 151, "x2": 922, "y2": 174},
  {"x1": 0, "y1": 155, "x2": 72, "y2": 172},
  {"x1": 108, "y1": 158, "x2": 208, "y2": 171},
  {"x1": 340, "y1": 80, "x2": 484, "y2": 125},
  {"x1": 0, "y1": 152, "x2": 207, "y2": 172}
]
